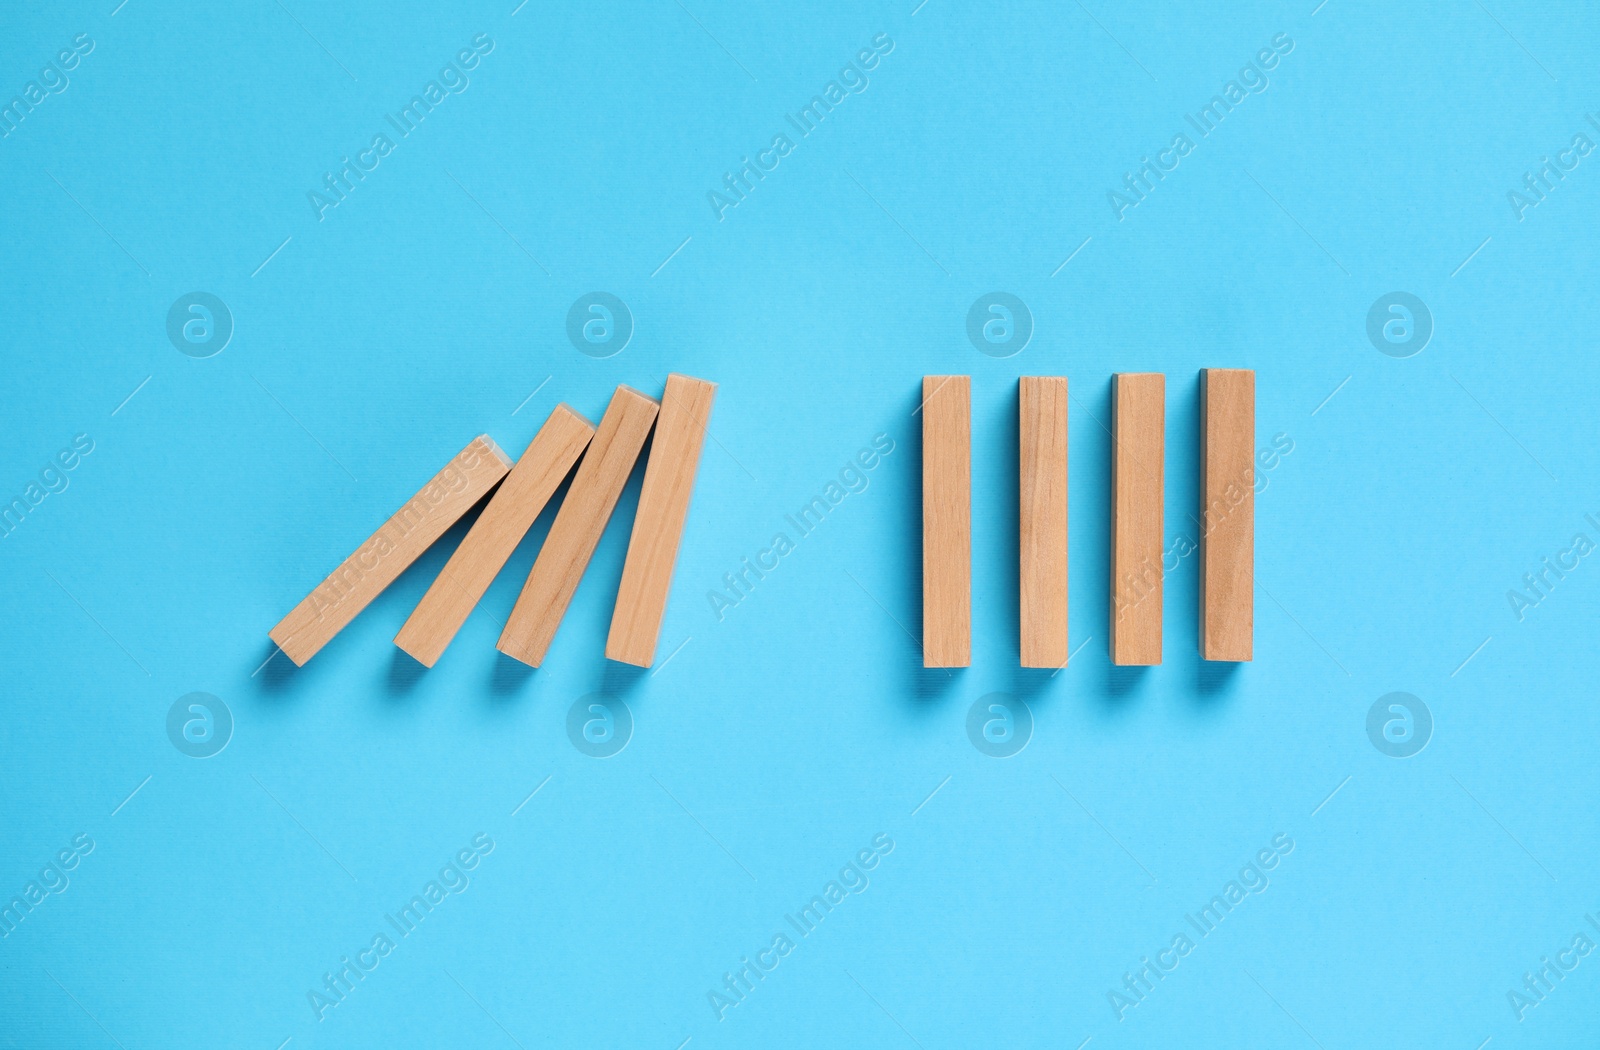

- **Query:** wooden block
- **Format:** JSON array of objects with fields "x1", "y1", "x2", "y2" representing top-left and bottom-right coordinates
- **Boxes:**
[
  {"x1": 1111, "y1": 373, "x2": 1164, "y2": 666},
  {"x1": 497, "y1": 386, "x2": 659, "y2": 667},
  {"x1": 1020, "y1": 377, "x2": 1068, "y2": 668},
  {"x1": 1200, "y1": 369, "x2": 1255, "y2": 661},
  {"x1": 922, "y1": 375, "x2": 971, "y2": 668},
  {"x1": 268, "y1": 436, "x2": 512, "y2": 665},
  {"x1": 394, "y1": 405, "x2": 595, "y2": 667},
  {"x1": 606, "y1": 374, "x2": 717, "y2": 667}
]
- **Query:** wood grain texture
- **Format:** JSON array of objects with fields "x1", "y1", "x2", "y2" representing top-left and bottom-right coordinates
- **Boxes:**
[
  {"x1": 606, "y1": 374, "x2": 716, "y2": 667},
  {"x1": 268, "y1": 435, "x2": 512, "y2": 665},
  {"x1": 1020, "y1": 377, "x2": 1068, "y2": 668},
  {"x1": 1200, "y1": 368, "x2": 1255, "y2": 662},
  {"x1": 497, "y1": 386, "x2": 659, "y2": 667},
  {"x1": 394, "y1": 405, "x2": 595, "y2": 667},
  {"x1": 1111, "y1": 373, "x2": 1164, "y2": 666},
  {"x1": 923, "y1": 375, "x2": 971, "y2": 668}
]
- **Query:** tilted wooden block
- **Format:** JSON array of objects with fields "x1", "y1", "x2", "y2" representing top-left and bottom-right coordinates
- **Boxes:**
[
  {"x1": 1020, "y1": 377, "x2": 1068, "y2": 668},
  {"x1": 923, "y1": 375, "x2": 971, "y2": 668},
  {"x1": 269, "y1": 435, "x2": 512, "y2": 665},
  {"x1": 497, "y1": 386, "x2": 659, "y2": 667},
  {"x1": 394, "y1": 405, "x2": 595, "y2": 667},
  {"x1": 1111, "y1": 373, "x2": 1164, "y2": 666},
  {"x1": 606, "y1": 374, "x2": 717, "y2": 667},
  {"x1": 1200, "y1": 369, "x2": 1255, "y2": 661}
]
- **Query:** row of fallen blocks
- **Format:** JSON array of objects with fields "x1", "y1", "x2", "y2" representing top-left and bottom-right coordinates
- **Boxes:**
[
  {"x1": 268, "y1": 375, "x2": 716, "y2": 669},
  {"x1": 921, "y1": 370, "x2": 1255, "y2": 669}
]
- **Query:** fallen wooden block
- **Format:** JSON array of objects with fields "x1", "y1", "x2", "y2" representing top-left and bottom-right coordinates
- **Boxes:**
[
  {"x1": 1020, "y1": 377, "x2": 1068, "y2": 668},
  {"x1": 923, "y1": 375, "x2": 971, "y2": 668},
  {"x1": 1111, "y1": 373, "x2": 1164, "y2": 666},
  {"x1": 497, "y1": 386, "x2": 659, "y2": 667},
  {"x1": 394, "y1": 405, "x2": 595, "y2": 667},
  {"x1": 1200, "y1": 368, "x2": 1255, "y2": 661},
  {"x1": 269, "y1": 436, "x2": 512, "y2": 665},
  {"x1": 606, "y1": 374, "x2": 717, "y2": 667}
]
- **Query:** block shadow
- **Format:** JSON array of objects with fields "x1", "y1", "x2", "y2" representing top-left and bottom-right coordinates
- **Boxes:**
[{"x1": 895, "y1": 383, "x2": 964, "y2": 705}]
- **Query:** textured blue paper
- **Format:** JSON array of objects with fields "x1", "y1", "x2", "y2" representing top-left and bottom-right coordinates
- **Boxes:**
[{"x1": 3, "y1": 0, "x2": 1599, "y2": 1046}]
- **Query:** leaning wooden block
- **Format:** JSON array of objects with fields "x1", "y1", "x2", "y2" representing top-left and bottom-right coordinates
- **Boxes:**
[
  {"x1": 1020, "y1": 377, "x2": 1068, "y2": 668},
  {"x1": 497, "y1": 386, "x2": 659, "y2": 667},
  {"x1": 1111, "y1": 373, "x2": 1164, "y2": 666},
  {"x1": 268, "y1": 436, "x2": 512, "y2": 665},
  {"x1": 606, "y1": 374, "x2": 717, "y2": 667},
  {"x1": 394, "y1": 405, "x2": 595, "y2": 667},
  {"x1": 923, "y1": 375, "x2": 971, "y2": 668},
  {"x1": 1200, "y1": 369, "x2": 1254, "y2": 661}
]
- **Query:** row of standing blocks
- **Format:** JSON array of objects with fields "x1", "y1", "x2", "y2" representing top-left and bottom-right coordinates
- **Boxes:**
[
  {"x1": 921, "y1": 371, "x2": 1255, "y2": 669},
  {"x1": 268, "y1": 375, "x2": 717, "y2": 669}
]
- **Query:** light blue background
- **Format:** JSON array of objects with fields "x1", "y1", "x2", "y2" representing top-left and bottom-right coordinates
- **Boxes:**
[{"x1": 3, "y1": 0, "x2": 1598, "y2": 1046}]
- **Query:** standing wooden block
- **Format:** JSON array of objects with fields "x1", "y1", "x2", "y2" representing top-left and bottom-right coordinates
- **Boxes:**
[
  {"x1": 268, "y1": 436, "x2": 512, "y2": 665},
  {"x1": 394, "y1": 405, "x2": 595, "y2": 667},
  {"x1": 1020, "y1": 377, "x2": 1068, "y2": 668},
  {"x1": 1200, "y1": 369, "x2": 1255, "y2": 661},
  {"x1": 497, "y1": 386, "x2": 659, "y2": 667},
  {"x1": 922, "y1": 375, "x2": 971, "y2": 668},
  {"x1": 606, "y1": 374, "x2": 717, "y2": 667},
  {"x1": 1111, "y1": 373, "x2": 1164, "y2": 666}
]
